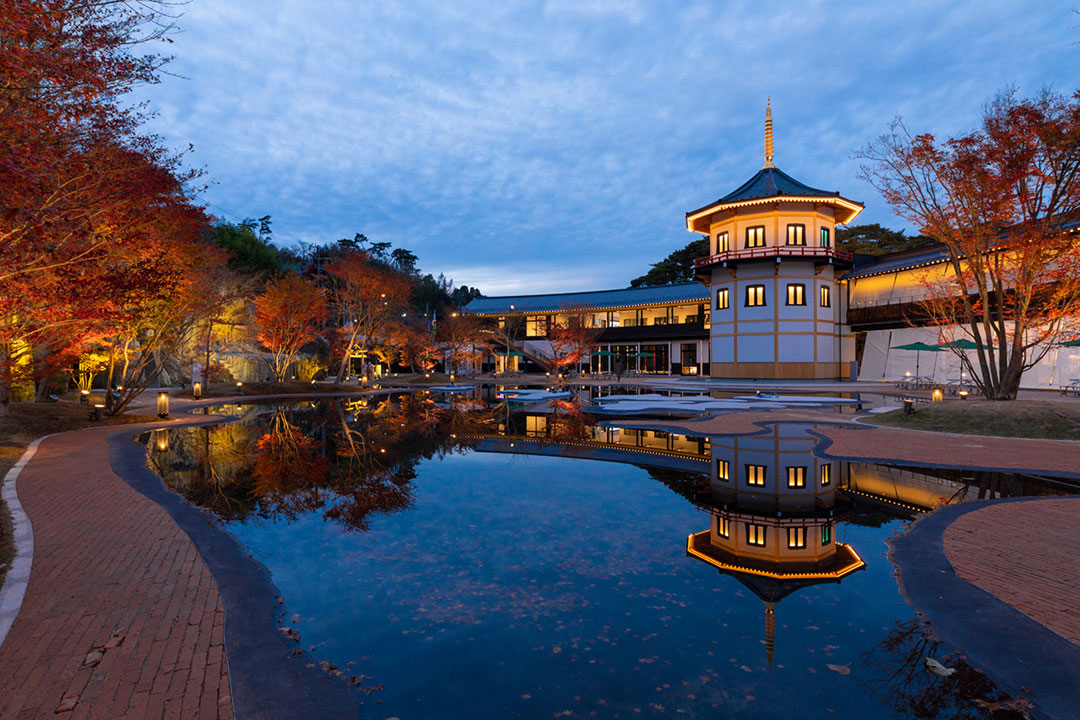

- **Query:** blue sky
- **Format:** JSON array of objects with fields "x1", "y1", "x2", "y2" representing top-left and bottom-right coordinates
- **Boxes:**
[{"x1": 136, "y1": 1, "x2": 1079, "y2": 294}]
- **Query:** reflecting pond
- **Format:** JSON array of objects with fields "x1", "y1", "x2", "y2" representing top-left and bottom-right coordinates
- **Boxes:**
[{"x1": 143, "y1": 394, "x2": 1070, "y2": 719}]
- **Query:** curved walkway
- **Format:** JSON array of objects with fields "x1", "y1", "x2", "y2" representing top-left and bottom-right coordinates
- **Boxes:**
[
  {"x1": 890, "y1": 497, "x2": 1080, "y2": 720},
  {"x1": 0, "y1": 409, "x2": 361, "y2": 719},
  {"x1": 0, "y1": 422, "x2": 231, "y2": 719},
  {"x1": 943, "y1": 498, "x2": 1080, "y2": 644}
]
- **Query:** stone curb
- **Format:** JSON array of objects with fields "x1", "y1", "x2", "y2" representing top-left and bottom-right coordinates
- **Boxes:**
[
  {"x1": 0, "y1": 433, "x2": 56, "y2": 647},
  {"x1": 889, "y1": 497, "x2": 1080, "y2": 720}
]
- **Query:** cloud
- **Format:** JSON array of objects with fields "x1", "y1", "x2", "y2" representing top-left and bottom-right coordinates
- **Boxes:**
[{"x1": 134, "y1": 0, "x2": 1080, "y2": 294}]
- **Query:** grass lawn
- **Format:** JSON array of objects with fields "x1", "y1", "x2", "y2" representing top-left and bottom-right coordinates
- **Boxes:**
[
  {"x1": 866, "y1": 398, "x2": 1080, "y2": 439},
  {"x1": 0, "y1": 401, "x2": 155, "y2": 590}
]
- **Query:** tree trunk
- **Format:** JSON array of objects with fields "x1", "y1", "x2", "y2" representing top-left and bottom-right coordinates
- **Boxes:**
[{"x1": 104, "y1": 341, "x2": 118, "y2": 415}]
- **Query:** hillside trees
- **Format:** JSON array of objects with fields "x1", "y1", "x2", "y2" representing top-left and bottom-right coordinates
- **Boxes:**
[{"x1": 630, "y1": 237, "x2": 709, "y2": 287}]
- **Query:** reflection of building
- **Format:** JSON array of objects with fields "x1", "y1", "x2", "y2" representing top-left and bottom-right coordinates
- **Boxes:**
[{"x1": 687, "y1": 425, "x2": 865, "y2": 667}]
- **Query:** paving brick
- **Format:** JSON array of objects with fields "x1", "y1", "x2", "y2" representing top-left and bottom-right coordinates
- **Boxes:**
[
  {"x1": 944, "y1": 498, "x2": 1080, "y2": 645},
  {"x1": 0, "y1": 424, "x2": 233, "y2": 718}
]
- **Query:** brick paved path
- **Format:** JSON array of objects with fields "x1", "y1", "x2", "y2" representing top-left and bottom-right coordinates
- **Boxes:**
[
  {"x1": 0, "y1": 424, "x2": 231, "y2": 719},
  {"x1": 944, "y1": 498, "x2": 1080, "y2": 645}
]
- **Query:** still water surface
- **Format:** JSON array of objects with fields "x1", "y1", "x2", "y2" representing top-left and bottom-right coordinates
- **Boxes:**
[{"x1": 146, "y1": 395, "x2": 1062, "y2": 719}]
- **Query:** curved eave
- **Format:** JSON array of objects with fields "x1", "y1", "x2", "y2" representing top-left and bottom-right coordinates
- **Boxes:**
[
  {"x1": 685, "y1": 195, "x2": 864, "y2": 233},
  {"x1": 685, "y1": 532, "x2": 866, "y2": 580}
]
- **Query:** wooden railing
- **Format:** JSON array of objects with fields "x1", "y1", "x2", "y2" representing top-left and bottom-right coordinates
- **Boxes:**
[{"x1": 694, "y1": 246, "x2": 853, "y2": 268}]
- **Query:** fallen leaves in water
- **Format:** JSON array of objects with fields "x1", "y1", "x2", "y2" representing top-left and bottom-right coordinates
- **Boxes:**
[
  {"x1": 924, "y1": 657, "x2": 955, "y2": 677},
  {"x1": 826, "y1": 664, "x2": 851, "y2": 675}
]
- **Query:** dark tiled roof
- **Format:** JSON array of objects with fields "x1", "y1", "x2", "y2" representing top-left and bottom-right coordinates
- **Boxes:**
[
  {"x1": 719, "y1": 166, "x2": 837, "y2": 203},
  {"x1": 464, "y1": 282, "x2": 709, "y2": 315},
  {"x1": 844, "y1": 246, "x2": 951, "y2": 279}
]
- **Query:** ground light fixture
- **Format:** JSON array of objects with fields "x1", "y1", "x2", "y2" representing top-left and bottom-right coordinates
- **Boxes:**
[
  {"x1": 236, "y1": 381, "x2": 243, "y2": 389},
  {"x1": 958, "y1": 390, "x2": 969, "y2": 399},
  {"x1": 89, "y1": 403, "x2": 104, "y2": 421},
  {"x1": 157, "y1": 392, "x2": 169, "y2": 419},
  {"x1": 80, "y1": 389, "x2": 90, "y2": 404},
  {"x1": 931, "y1": 388, "x2": 944, "y2": 402},
  {"x1": 903, "y1": 398, "x2": 915, "y2": 415},
  {"x1": 193, "y1": 381, "x2": 202, "y2": 400}
]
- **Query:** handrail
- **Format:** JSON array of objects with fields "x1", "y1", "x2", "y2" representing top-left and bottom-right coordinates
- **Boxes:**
[{"x1": 693, "y1": 246, "x2": 853, "y2": 268}]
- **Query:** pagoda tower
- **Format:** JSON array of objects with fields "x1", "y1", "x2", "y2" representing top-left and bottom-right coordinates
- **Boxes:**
[{"x1": 687, "y1": 102, "x2": 864, "y2": 379}]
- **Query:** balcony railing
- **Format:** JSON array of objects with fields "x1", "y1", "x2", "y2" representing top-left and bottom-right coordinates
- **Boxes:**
[{"x1": 694, "y1": 246, "x2": 853, "y2": 268}]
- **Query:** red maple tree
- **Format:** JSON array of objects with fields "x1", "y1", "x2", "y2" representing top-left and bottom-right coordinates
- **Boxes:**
[
  {"x1": 859, "y1": 89, "x2": 1080, "y2": 399},
  {"x1": 254, "y1": 275, "x2": 328, "y2": 382}
]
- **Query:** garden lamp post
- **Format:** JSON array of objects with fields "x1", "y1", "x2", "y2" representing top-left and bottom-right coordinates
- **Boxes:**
[{"x1": 157, "y1": 392, "x2": 170, "y2": 419}]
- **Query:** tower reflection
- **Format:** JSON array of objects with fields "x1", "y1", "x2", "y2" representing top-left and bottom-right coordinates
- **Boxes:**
[{"x1": 687, "y1": 425, "x2": 865, "y2": 667}]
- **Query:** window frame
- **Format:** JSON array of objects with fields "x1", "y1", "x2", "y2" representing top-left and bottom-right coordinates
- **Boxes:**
[
  {"x1": 786, "y1": 283, "x2": 806, "y2": 306},
  {"x1": 821, "y1": 524, "x2": 832, "y2": 545},
  {"x1": 716, "y1": 288, "x2": 730, "y2": 310},
  {"x1": 787, "y1": 526, "x2": 807, "y2": 549},
  {"x1": 717, "y1": 516, "x2": 730, "y2": 538},
  {"x1": 745, "y1": 225, "x2": 766, "y2": 249},
  {"x1": 820, "y1": 226, "x2": 831, "y2": 247},
  {"x1": 786, "y1": 223, "x2": 806, "y2": 246},
  {"x1": 746, "y1": 523, "x2": 767, "y2": 547},
  {"x1": 787, "y1": 466, "x2": 807, "y2": 488},
  {"x1": 716, "y1": 231, "x2": 730, "y2": 253},
  {"x1": 745, "y1": 284, "x2": 766, "y2": 307},
  {"x1": 820, "y1": 285, "x2": 832, "y2": 308},
  {"x1": 820, "y1": 463, "x2": 832, "y2": 487},
  {"x1": 745, "y1": 463, "x2": 766, "y2": 487},
  {"x1": 716, "y1": 459, "x2": 730, "y2": 482}
]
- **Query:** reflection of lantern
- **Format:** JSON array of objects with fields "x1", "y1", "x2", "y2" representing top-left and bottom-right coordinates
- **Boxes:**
[
  {"x1": 157, "y1": 392, "x2": 169, "y2": 418},
  {"x1": 931, "y1": 388, "x2": 944, "y2": 402},
  {"x1": 193, "y1": 381, "x2": 202, "y2": 400},
  {"x1": 154, "y1": 429, "x2": 169, "y2": 452}
]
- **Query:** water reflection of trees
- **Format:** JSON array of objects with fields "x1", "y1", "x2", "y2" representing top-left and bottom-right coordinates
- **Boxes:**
[
  {"x1": 148, "y1": 394, "x2": 496, "y2": 531},
  {"x1": 860, "y1": 619, "x2": 1033, "y2": 719}
]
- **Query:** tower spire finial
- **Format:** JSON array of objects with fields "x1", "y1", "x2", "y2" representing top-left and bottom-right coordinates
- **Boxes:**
[{"x1": 763, "y1": 98, "x2": 775, "y2": 169}]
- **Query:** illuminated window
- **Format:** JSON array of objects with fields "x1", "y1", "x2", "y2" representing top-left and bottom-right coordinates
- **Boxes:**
[
  {"x1": 746, "y1": 523, "x2": 767, "y2": 547},
  {"x1": 820, "y1": 227, "x2": 831, "y2": 247},
  {"x1": 745, "y1": 464, "x2": 766, "y2": 487},
  {"x1": 787, "y1": 527, "x2": 807, "y2": 549},
  {"x1": 717, "y1": 516, "x2": 730, "y2": 538},
  {"x1": 716, "y1": 459, "x2": 730, "y2": 482},
  {"x1": 745, "y1": 226, "x2": 766, "y2": 248},
  {"x1": 786, "y1": 283, "x2": 806, "y2": 306},
  {"x1": 716, "y1": 231, "x2": 729, "y2": 253},
  {"x1": 787, "y1": 466, "x2": 806, "y2": 488},
  {"x1": 786, "y1": 224, "x2": 806, "y2": 246},
  {"x1": 820, "y1": 285, "x2": 831, "y2": 308},
  {"x1": 745, "y1": 285, "x2": 766, "y2": 307},
  {"x1": 820, "y1": 463, "x2": 832, "y2": 487},
  {"x1": 821, "y1": 524, "x2": 832, "y2": 545},
  {"x1": 716, "y1": 288, "x2": 729, "y2": 310}
]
